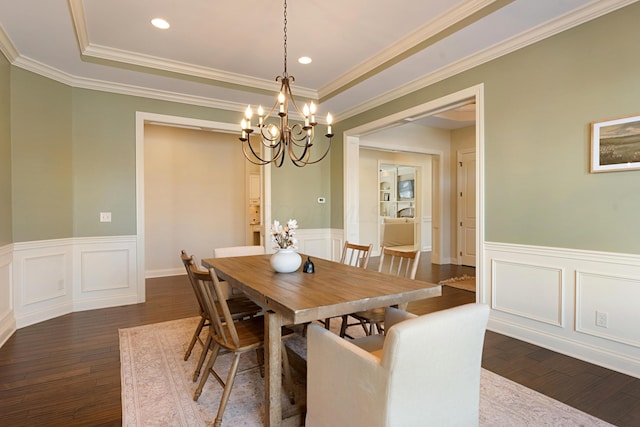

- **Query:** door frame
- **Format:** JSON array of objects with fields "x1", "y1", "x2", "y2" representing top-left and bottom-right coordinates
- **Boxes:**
[
  {"x1": 134, "y1": 112, "x2": 273, "y2": 295},
  {"x1": 343, "y1": 84, "x2": 484, "y2": 300}
]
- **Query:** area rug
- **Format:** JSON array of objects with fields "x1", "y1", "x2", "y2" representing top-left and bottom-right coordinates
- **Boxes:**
[
  {"x1": 120, "y1": 317, "x2": 612, "y2": 426},
  {"x1": 440, "y1": 274, "x2": 476, "y2": 292}
]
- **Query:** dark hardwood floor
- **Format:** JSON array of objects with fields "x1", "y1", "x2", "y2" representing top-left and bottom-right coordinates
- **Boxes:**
[{"x1": 1, "y1": 255, "x2": 639, "y2": 426}]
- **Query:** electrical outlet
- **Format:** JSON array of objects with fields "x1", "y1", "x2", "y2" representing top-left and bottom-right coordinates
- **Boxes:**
[
  {"x1": 100, "y1": 212, "x2": 112, "y2": 223},
  {"x1": 317, "y1": 197, "x2": 326, "y2": 204},
  {"x1": 596, "y1": 310, "x2": 608, "y2": 328}
]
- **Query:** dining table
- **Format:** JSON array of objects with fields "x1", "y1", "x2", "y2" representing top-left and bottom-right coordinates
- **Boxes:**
[{"x1": 201, "y1": 253, "x2": 441, "y2": 426}]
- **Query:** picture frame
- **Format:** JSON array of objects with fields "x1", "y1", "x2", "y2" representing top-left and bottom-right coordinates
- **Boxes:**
[{"x1": 591, "y1": 115, "x2": 640, "y2": 173}]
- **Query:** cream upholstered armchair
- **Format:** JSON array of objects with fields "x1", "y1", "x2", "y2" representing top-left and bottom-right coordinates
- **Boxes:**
[{"x1": 306, "y1": 304, "x2": 491, "y2": 427}]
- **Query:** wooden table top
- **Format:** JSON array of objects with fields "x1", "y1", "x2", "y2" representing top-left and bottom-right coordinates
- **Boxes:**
[{"x1": 202, "y1": 254, "x2": 441, "y2": 325}]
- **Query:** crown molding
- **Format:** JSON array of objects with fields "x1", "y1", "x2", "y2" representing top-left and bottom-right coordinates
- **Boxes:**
[
  {"x1": 12, "y1": 55, "x2": 247, "y2": 113},
  {"x1": 68, "y1": 0, "x2": 318, "y2": 100},
  {"x1": 6, "y1": 0, "x2": 638, "y2": 124},
  {"x1": 0, "y1": 23, "x2": 18, "y2": 62},
  {"x1": 318, "y1": 0, "x2": 496, "y2": 99},
  {"x1": 334, "y1": 0, "x2": 638, "y2": 122}
]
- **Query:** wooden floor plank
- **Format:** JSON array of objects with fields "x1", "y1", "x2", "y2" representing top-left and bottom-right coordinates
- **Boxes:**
[{"x1": 0, "y1": 254, "x2": 638, "y2": 426}]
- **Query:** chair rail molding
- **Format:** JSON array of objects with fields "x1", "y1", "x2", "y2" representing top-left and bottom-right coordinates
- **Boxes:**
[{"x1": 484, "y1": 241, "x2": 640, "y2": 379}]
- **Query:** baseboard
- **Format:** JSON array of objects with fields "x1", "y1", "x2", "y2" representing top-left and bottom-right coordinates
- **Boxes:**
[
  {"x1": 146, "y1": 268, "x2": 184, "y2": 279},
  {"x1": 0, "y1": 307, "x2": 16, "y2": 348},
  {"x1": 484, "y1": 241, "x2": 640, "y2": 379}
]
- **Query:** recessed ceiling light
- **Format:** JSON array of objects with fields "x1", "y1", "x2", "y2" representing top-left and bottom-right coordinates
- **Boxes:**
[
  {"x1": 151, "y1": 18, "x2": 170, "y2": 30},
  {"x1": 298, "y1": 56, "x2": 312, "y2": 65}
]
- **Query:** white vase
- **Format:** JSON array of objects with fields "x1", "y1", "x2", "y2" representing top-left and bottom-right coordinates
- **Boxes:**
[{"x1": 270, "y1": 248, "x2": 302, "y2": 273}]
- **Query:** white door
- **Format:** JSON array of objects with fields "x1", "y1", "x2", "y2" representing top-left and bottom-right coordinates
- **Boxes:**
[{"x1": 457, "y1": 149, "x2": 476, "y2": 267}]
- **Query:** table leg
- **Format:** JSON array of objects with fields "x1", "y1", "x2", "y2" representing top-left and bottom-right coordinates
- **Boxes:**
[{"x1": 265, "y1": 310, "x2": 283, "y2": 427}]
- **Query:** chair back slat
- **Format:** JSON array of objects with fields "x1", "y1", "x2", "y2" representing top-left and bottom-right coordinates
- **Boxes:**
[
  {"x1": 180, "y1": 250, "x2": 210, "y2": 309},
  {"x1": 190, "y1": 265, "x2": 241, "y2": 348},
  {"x1": 340, "y1": 241, "x2": 373, "y2": 268},
  {"x1": 378, "y1": 247, "x2": 421, "y2": 280}
]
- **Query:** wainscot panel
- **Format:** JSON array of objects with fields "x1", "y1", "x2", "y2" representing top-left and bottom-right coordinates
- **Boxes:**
[
  {"x1": 12, "y1": 236, "x2": 140, "y2": 328},
  {"x1": 491, "y1": 259, "x2": 564, "y2": 327},
  {"x1": 73, "y1": 236, "x2": 139, "y2": 312},
  {"x1": 576, "y1": 271, "x2": 640, "y2": 348},
  {"x1": 484, "y1": 242, "x2": 640, "y2": 379}
]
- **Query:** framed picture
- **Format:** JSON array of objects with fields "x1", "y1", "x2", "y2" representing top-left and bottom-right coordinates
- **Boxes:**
[{"x1": 591, "y1": 115, "x2": 640, "y2": 173}]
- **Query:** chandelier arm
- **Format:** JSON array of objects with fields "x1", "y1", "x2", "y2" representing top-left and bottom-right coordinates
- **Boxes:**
[
  {"x1": 292, "y1": 138, "x2": 332, "y2": 166},
  {"x1": 243, "y1": 133, "x2": 284, "y2": 164}
]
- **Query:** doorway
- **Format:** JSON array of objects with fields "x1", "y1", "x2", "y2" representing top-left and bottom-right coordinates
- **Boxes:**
[{"x1": 343, "y1": 85, "x2": 484, "y2": 296}]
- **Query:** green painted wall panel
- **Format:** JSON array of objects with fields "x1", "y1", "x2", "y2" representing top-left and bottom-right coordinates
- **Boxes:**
[
  {"x1": 0, "y1": 52, "x2": 11, "y2": 246},
  {"x1": 70, "y1": 88, "x2": 242, "y2": 237},
  {"x1": 11, "y1": 68, "x2": 73, "y2": 242},
  {"x1": 271, "y1": 155, "x2": 331, "y2": 229},
  {"x1": 333, "y1": 2, "x2": 640, "y2": 254}
]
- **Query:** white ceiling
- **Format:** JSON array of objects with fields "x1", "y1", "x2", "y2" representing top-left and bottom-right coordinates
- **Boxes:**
[{"x1": 0, "y1": 0, "x2": 635, "y2": 127}]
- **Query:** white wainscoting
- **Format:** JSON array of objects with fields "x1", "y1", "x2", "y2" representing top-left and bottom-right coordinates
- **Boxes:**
[
  {"x1": 0, "y1": 244, "x2": 14, "y2": 348},
  {"x1": 11, "y1": 236, "x2": 140, "y2": 329},
  {"x1": 484, "y1": 242, "x2": 640, "y2": 379},
  {"x1": 290, "y1": 228, "x2": 345, "y2": 262}
]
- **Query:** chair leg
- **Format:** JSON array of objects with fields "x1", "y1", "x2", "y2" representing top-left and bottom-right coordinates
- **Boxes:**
[
  {"x1": 256, "y1": 348, "x2": 265, "y2": 378},
  {"x1": 213, "y1": 353, "x2": 242, "y2": 427},
  {"x1": 184, "y1": 316, "x2": 206, "y2": 361},
  {"x1": 193, "y1": 334, "x2": 212, "y2": 382},
  {"x1": 281, "y1": 343, "x2": 296, "y2": 405},
  {"x1": 361, "y1": 319, "x2": 372, "y2": 336},
  {"x1": 193, "y1": 344, "x2": 220, "y2": 401},
  {"x1": 339, "y1": 315, "x2": 349, "y2": 338},
  {"x1": 324, "y1": 317, "x2": 331, "y2": 330}
]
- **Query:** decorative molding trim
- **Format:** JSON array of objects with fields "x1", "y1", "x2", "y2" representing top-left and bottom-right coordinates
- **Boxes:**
[
  {"x1": 491, "y1": 259, "x2": 564, "y2": 327},
  {"x1": 11, "y1": 236, "x2": 140, "y2": 329},
  {"x1": 333, "y1": 0, "x2": 638, "y2": 122},
  {"x1": 67, "y1": 0, "x2": 316, "y2": 99},
  {"x1": 146, "y1": 267, "x2": 185, "y2": 279},
  {"x1": 484, "y1": 241, "x2": 640, "y2": 379},
  {"x1": 575, "y1": 270, "x2": 640, "y2": 348},
  {"x1": 4, "y1": 1, "x2": 635, "y2": 123},
  {"x1": 319, "y1": 0, "x2": 496, "y2": 97},
  {"x1": 0, "y1": 22, "x2": 18, "y2": 62}
]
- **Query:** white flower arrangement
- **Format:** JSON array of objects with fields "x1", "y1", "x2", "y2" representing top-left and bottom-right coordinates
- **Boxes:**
[{"x1": 271, "y1": 219, "x2": 298, "y2": 249}]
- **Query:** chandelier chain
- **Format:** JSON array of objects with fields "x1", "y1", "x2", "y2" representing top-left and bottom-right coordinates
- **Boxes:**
[
  {"x1": 238, "y1": 0, "x2": 333, "y2": 167},
  {"x1": 283, "y1": 0, "x2": 288, "y2": 76}
]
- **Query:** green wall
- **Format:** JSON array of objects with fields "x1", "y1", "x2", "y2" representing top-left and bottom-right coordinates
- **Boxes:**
[
  {"x1": 333, "y1": 2, "x2": 640, "y2": 254},
  {"x1": 271, "y1": 148, "x2": 332, "y2": 229},
  {"x1": 5, "y1": 1, "x2": 640, "y2": 255},
  {"x1": 0, "y1": 52, "x2": 11, "y2": 246},
  {"x1": 11, "y1": 68, "x2": 73, "y2": 241},
  {"x1": 7, "y1": 69, "x2": 331, "y2": 242}
]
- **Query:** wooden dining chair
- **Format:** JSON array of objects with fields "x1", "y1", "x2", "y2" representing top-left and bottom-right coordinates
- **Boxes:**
[
  {"x1": 321, "y1": 241, "x2": 373, "y2": 331},
  {"x1": 180, "y1": 250, "x2": 262, "y2": 381},
  {"x1": 213, "y1": 245, "x2": 265, "y2": 299},
  {"x1": 340, "y1": 247, "x2": 421, "y2": 337},
  {"x1": 190, "y1": 265, "x2": 296, "y2": 427}
]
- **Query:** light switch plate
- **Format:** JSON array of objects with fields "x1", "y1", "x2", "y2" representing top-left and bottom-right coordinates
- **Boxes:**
[{"x1": 100, "y1": 212, "x2": 112, "y2": 222}]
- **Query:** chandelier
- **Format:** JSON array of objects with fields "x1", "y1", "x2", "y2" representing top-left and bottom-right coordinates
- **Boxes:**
[{"x1": 239, "y1": 0, "x2": 333, "y2": 168}]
